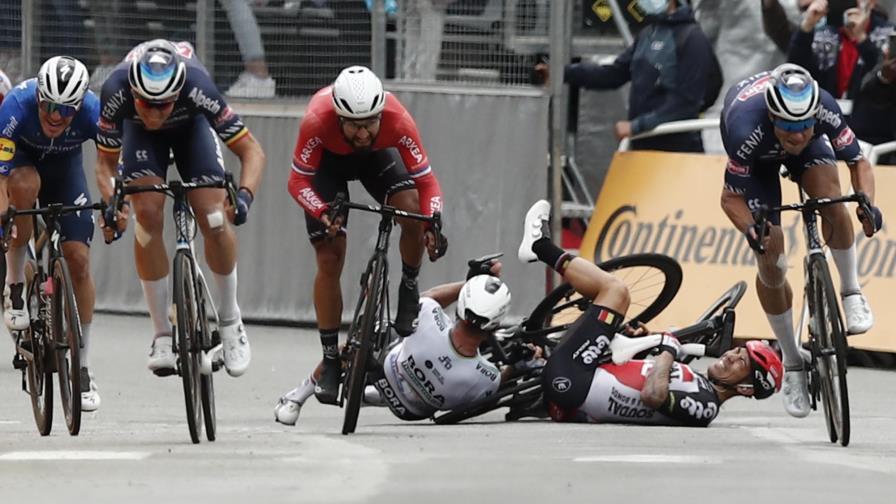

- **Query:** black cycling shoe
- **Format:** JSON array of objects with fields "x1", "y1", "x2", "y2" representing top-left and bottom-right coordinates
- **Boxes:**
[
  {"x1": 314, "y1": 359, "x2": 342, "y2": 405},
  {"x1": 393, "y1": 279, "x2": 420, "y2": 337}
]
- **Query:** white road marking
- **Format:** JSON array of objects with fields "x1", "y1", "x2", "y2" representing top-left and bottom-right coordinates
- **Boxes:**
[
  {"x1": 0, "y1": 451, "x2": 150, "y2": 461},
  {"x1": 574, "y1": 454, "x2": 721, "y2": 464},
  {"x1": 0, "y1": 420, "x2": 21, "y2": 425}
]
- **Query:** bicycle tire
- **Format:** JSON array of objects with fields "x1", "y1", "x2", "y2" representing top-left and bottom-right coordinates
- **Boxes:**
[
  {"x1": 525, "y1": 253, "x2": 682, "y2": 337},
  {"x1": 808, "y1": 256, "x2": 850, "y2": 446},
  {"x1": 51, "y1": 258, "x2": 82, "y2": 436},
  {"x1": 196, "y1": 274, "x2": 216, "y2": 442},
  {"x1": 679, "y1": 281, "x2": 747, "y2": 364},
  {"x1": 342, "y1": 255, "x2": 385, "y2": 435},
  {"x1": 174, "y1": 251, "x2": 203, "y2": 444},
  {"x1": 24, "y1": 275, "x2": 53, "y2": 436}
]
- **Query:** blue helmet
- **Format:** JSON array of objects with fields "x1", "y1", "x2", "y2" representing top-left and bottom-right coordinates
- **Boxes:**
[{"x1": 128, "y1": 39, "x2": 186, "y2": 103}]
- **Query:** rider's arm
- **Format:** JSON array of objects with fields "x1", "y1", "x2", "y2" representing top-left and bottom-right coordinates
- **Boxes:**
[
  {"x1": 720, "y1": 186, "x2": 754, "y2": 233},
  {"x1": 421, "y1": 281, "x2": 464, "y2": 308},
  {"x1": 95, "y1": 149, "x2": 119, "y2": 203},
  {"x1": 847, "y1": 157, "x2": 876, "y2": 204},
  {"x1": 640, "y1": 351, "x2": 675, "y2": 409},
  {"x1": 226, "y1": 132, "x2": 265, "y2": 196}
]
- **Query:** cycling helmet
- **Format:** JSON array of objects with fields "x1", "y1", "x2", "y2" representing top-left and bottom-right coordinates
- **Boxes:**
[
  {"x1": 129, "y1": 39, "x2": 186, "y2": 103},
  {"x1": 456, "y1": 275, "x2": 511, "y2": 332},
  {"x1": 37, "y1": 56, "x2": 89, "y2": 108},
  {"x1": 764, "y1": 63, "x2": 820, "y2": 125},
  {"x1": 745, "y1": 340, "x2": 783, "y2": 400},
  {"x1": 332, "y1": 66, "x2": 386, "y2": 119}
]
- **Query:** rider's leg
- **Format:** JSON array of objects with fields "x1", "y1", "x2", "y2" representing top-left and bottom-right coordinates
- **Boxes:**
[
  {"x1": 188, "y1": 188, "x2": 239, "y2": 320},
  {"x1": 752, "y1": 224, "x2": 800, "y2": 365},
  {"x1": 4, "y1": 166, "x2": 39, "y2": 330},
  {"x1": 388, "y1": 188, "x2": 426, "y2": 336},
  {"x1": 312, "y1": 236, "x2": 346, "y2": 403},
  {"x1": 131, "y1": 180, "x2": 171, "y2": 333}
]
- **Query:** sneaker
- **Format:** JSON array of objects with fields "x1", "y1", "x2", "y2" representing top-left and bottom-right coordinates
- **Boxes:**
[
  {"x1": 842, "y1": 292, "x2": 873, "y2": 335},
  {"x1": 220, "y1": 321, "x2": 251, "y2": 377},
  {"x1": 314, "y1": 359, "x2": 341, "y2": 405},
  {"x1": 80, "y1": 367, "x2": 101, "y2": 412},
  {"x1": 518, "y1": 200, "x2": 551, "y2": 263},
  {"x1": 3, "y1": 283, "x2": 29, "y2": 331},
  {"x1": 782, "y1": 366, "x2": 810, "y2": 418},
  {"x1": 274, "y1": 388, "x2": 304, "y2": 426},
  {"x1": 225, "y1": 71, "x2": 276, "y2": 99},
  {"x1": 393, "y1": 278, "x2": 420, "y2": 337},
  {"x1": 147, "y1": 335, "x2": 177, "y2": 376}
]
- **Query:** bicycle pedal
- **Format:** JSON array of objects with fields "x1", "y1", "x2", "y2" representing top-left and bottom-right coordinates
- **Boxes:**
[
  {"x1": 12, "y1": 353, "x2": 26, "y2": 370},
  {"x1": 152, "y1": 367, "x2": 177, "y2": 378}
]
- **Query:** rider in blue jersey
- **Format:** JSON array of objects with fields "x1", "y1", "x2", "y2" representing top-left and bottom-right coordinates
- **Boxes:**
[
  {"x1": 0, "y1": 56, "x2": 102, "y2": 411},
  {"x1": 95, "y1": 40, "x2": 266, "y2": 378},
  {"x1": 719, "y1": 63, "x2": 883, "y2": 418}
]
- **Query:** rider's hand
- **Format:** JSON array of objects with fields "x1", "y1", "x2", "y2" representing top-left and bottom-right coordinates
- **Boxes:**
[
  {"x1": 655, "y1": 333, "x2": 683, "y2": 360},
  {"x1": 424, "y1": 229, "x2": 448, "y2": 262},
  {"x1": 102, "y1": 201, "x2": 130, "y2": 243},
  {"x1": 745, "y1": 223, "x2": 770, "y2": 253},
  {"x1": 623, "y1": 321, "x2": 650, "y2": 337},
  {"x1": 466, "y1": 257, "x2": 502, "y2": 279},
  {"x1": 857, "y1": 204, "x2": 883, "y2": 237},
  {"x1": 614, "y1": 121, "x2": 632, "y2": 141},
  {"x1": 232, "y1": 187, "x2": 253, "y2": 226},
  {"x1": 320, "y1": 212, "x2": 344, "y2": 238}
]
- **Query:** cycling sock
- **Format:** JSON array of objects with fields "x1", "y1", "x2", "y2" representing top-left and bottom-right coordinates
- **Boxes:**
[
  {"x1": 401, "y1": 261, "x2": 419, "y2": 288},
  {"x1": 532, "y1": 238, "x2": 573, "y2": 274},
  {"x1": 766, "y1": 308, "x2": 800, "y2": 367},
  {"x1": 80, "y1": 322, "x2": 91, "y2": 368},
  {"x1": 141, "y1": 277, "x2": 172, "y2": 336},
  {"x1": 829, "y1": 245, "x2": 861, "y2": 295},
  {"x1": 212, "y1": 267, "x2": 241, "y2": 325},
  {"x1": 292, "y1": 376, "x2": 316, "y2": 405},
  {"x1": 4, "y1": 245, "x2": 27, "y2": 284},
  {"x1": 320, "y1": 329, "x2": 339, "y2": 362}
]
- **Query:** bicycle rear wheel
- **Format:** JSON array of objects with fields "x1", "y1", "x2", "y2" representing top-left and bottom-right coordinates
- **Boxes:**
[
  {"x1": 50, "y1": 258, "x2": 82, "y2": 436},
  {"x1": 195, "y1": 274, "x2": 217, "y2": 442},
  {"x1": 524, "y1": 253, "x2": 682, "y2": 340},
  {"x1": 24, "y1": 275, "x2": 53, "y2": 436},
  {"x1": 341, "y1": 255, "x2": 386, "y2": 435},
  {"x1": 808, "y1": 256, "x2": 850, "y2": 446},
  {"x1": 174, "y1": 251, "x2": 203, "y2": 444}
]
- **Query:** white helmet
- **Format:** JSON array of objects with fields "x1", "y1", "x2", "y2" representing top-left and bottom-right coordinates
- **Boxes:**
[
  {"x1": 129, "y1": 39, "x2": 187, "y2": 102},
  {"x1": 331, "y1": 66, "x2": 386, "y2": 119},
  {"x1": 764, "y1": 63, "x2": 820, "y2": 123},
  {"x1": 37, "y1": 56, "x2": 89, "y2": 107},
  {"x1": 456, "y1": 275, "x2": 512, "y2": 331}
]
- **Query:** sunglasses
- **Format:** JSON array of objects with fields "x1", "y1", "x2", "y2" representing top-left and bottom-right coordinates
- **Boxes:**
[
  {"x1": 773, "y1": 117, "x2": 816, "y2": 132},
  {"x1": 339, "y1": 116, "x2": 382, "y2": 132},
  {"x1": 134, "y1": 96, "x2": 177, "y2": 109},
  {"x1": 39, "y1": 100, "x2": 79, "y2": 118}
]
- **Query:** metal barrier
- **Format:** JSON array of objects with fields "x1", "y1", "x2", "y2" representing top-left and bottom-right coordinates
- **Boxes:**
[{"x1": 616, "y1": 117, "x2": 722, "y2": 152}]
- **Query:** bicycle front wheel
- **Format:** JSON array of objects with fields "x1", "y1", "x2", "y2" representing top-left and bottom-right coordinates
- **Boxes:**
[
  {"x1": 341, "y1": 255, "x2": 386, "y2": 435},
  {"x1": 195, "y1": 274, "x2": 216, "y2": 442},
  {"x1": 50, "y1": 258, "x2": 82, "y2": 436},
  {"x1": 24, "y1": 275, "x2": 53, "y2": 436},
  {"x1": 174, "y1": 251, "x2": 203, "y2": 444},
  {"x1": 808, "y1": 256, "x2": 850, "y2": 446}
]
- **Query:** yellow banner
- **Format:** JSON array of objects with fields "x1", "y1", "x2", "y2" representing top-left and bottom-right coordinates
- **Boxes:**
[{"x1": 579, "y1": 151, "x2": 896, "y2": 353}]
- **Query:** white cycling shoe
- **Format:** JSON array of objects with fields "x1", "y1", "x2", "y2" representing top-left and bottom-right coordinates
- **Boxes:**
[
  {"x1": 842, "y1": 292, "x2": 873, "y2": 335},
  {"x1": 782, "y1": 367, "x2": 810, "y2": 418},
  {"x1": 4, "y1": 282, "x2": 29, "y2": 331},
  {"x1": 274, "y1": 388, "x2": 304, "y2": 426},
  {"x1": 220, "y1": 321, "x2": 251, "y2": 377},
  {"x1": 147, "y1": 335, "x2": 177, "y2": 376},
  {"x1": 518, "y1": 200, "x2": 551, "y2": 263},
  {"x1": 80, "y1": 367, "x2": 101, "y2": 412}
]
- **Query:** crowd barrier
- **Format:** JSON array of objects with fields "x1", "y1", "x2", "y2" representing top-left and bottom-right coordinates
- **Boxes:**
[{"x1": 578, "y1": 151, "x2": 896, "y2": 354}]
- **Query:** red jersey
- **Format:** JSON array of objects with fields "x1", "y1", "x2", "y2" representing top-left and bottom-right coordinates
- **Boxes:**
[{"x1": 288, "y1": 86, "x2": 443, "y2": 220}]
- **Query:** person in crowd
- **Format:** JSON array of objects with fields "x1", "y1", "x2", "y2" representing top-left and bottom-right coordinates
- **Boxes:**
[{"x1": 221, "y1": 0, "x2": 277, "y2": 98}]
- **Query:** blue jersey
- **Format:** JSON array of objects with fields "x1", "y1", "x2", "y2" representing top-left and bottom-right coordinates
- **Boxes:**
[
  {"x1": 720, "y1": 70, "x2": 863, "y2": 175},
  {"x1": 96, "y1": 41, "x2": 248, "y2": 155},
  {"x1": 0, "y1": 78, "x2": 100, "y2": 177}
]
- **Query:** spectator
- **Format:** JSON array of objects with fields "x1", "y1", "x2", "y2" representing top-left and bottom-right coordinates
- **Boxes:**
[
  {"x1": 221, "y1": 0, "x2": 276, "y2": 98},
  {"x1": 87, "y1": 0, "x2": 132, "y2": 91},
  {"x1": 858, "y1": 47, "x2": 896, "y2": 156},
  {"x1": 398, "y1": 0, "x2": 450, "y2": 81},
  {"x1": 537, "y1": 0, "x2": 716, "y2": 152}
]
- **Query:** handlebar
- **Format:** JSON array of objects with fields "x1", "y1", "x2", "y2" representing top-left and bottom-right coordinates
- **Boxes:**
[{"x1": 1, "y1": 202, "x2": 108, "y2": 252}]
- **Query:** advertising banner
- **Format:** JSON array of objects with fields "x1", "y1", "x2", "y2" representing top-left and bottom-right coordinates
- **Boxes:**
[{"x1": 579, "y1": 151, "x2": 896, "y2": 353}]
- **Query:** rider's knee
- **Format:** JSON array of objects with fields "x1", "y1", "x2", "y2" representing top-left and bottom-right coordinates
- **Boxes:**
[
  {"x1": 7, "y1": 167, "x2": 40, "y2": 202},
  {"x1": 63, "y1": 246, "x2": 91, "y2": 281},
  {"x1": 197, "y1": 209, "x2": 227, "y2": 235},
  {"x1": 601, "y1": 276, "x2": 631, "y2": 314},
  {"x1": 315, "y1": 245, "x2": 345, "y2": 276},
  {"x1": 756, "y1": 253, "x2": 788, "y2": 288},
  {"x1": 132, "y1": 200, "x2": 164, "y2": 232}
]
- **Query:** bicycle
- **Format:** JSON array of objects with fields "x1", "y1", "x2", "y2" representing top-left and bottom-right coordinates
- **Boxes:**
[
  {"x1": 326, "y1": 193, "x2": 445, "y2": 435},
  {"x1": 752, "y1": 191, "x2": 874, "y2": 447},
  {"x1": 2, "y1": 201, "x2": 106, "y2": 436},
  {"x1": 107, "y1": 174, "x2": 239, "y2": 444},
  {"x1": 433, "y1": 257, "x2": 745, "y2": 425}
]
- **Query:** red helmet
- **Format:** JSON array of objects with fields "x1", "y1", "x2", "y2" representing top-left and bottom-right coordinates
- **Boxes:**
[{"x1": 745, "y1": 340, "x2": 783, "y2": 400}]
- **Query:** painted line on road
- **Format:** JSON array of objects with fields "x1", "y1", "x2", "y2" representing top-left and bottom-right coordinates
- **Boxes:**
[
  {"x1": 0, "y1": 451, "x2": 150, "y2": 461},
  {"x1": 574, "y1": 454, "x2": 722, "y2": 464},
  {"x1": 0, "y1": 420, "x2": 21, "y2": 425}
]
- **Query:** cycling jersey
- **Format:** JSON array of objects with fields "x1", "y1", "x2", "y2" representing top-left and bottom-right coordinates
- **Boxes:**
[
  {"x1": 96, "y1": 40, "x2": 248, "y2": 154},
  {"x1": 288, "y1": 86, "x2": 443, "y2": 220},
  {"x1": 579, "y1": 360, "x2": 721, "y2": 427},
  {"x1": 379, "y1": 297, "x2": 500, "y2": 418}
]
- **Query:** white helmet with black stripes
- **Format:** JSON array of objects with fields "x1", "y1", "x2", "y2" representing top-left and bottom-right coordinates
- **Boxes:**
[
  {"x1": 331, "y1": 66, "x2": 386, "y2": 119},
  {"x1": 37, "y1": 56, "x2": 89, "y2": 107}
]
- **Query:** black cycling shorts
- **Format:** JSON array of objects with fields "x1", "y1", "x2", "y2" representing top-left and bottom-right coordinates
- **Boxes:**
[{"x1": 305, "y1": 147, "x2": 416, "y2": 242}]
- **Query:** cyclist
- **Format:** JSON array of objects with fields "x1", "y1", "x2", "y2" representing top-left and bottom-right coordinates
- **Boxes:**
[
  {"x1": 719, "y1": 63, "x2": 882, "y2": 418},
  {"x1": 287, "y1": 65, "x2": 447, "y2": 405},
  {"x1": 95, "y1": 39, "x2": 266, "y2": 378},
  {"x1": 0, "y1": 56, "x2": 102, "y2": 411}
]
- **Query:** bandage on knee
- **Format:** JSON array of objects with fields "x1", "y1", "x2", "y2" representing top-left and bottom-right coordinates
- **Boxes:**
[
  {"x1": 206, "y1": 210, "x2": 224, "y2": 230},
  {"x1": 756, "y1": 252, "x2": 788, "y2": 288}
]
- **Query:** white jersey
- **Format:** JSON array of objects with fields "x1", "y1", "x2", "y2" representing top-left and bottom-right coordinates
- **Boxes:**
[
  {"x1": 382, "y1": 297, "x2": 501, "y2": 417},
  {"x1": 0, "y1": 70, "x2": 12, "y2": 102}
]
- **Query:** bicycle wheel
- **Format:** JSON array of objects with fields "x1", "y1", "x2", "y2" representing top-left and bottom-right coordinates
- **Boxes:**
[
  {"x1": 174, "y1": 251, "x2": 203, "y2": 444},
  {"x1": 808, "y1": 256, "x2": 850, "y2": 446},
  {"x1": 341, "y1": 255, "x2": 386, "y2": 435},
  {"x1": 433, "y1": 374, "x2": 543, "y2": 425},
  {"x1": 196, "y1": 274, "x2": 216, "y2": 442},
  {"x1": 50, "y1": 258, "x2": 82, "y2": 436},
  {"x1": 24, "y1": 275, "x2": 53, "y2": 436},
  {"x1": 525, "y1": 253, "x2": 682, "y2": 338},
  {"x1": 679, "y1": 281, "x2": 747, "y2": 364}
]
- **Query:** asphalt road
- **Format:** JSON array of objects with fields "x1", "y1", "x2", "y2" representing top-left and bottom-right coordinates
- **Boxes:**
[{"x1": 1, "y1": 314, "x2": 894, "y2": 504}]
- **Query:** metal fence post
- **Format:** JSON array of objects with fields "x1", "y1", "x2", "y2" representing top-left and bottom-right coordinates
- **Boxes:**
[
  {"x1": 371, "y1": 0, "x2": 387, "y2": 77},
  {"x1": 196, "y1": 0, "x2": 215, "y2": 73},
  {"x1": 548, "y1": 0, "x2": 571, "y2": 262},
  {"x1": 21, "y1": 0, "x2": 35, "y2": 77}
]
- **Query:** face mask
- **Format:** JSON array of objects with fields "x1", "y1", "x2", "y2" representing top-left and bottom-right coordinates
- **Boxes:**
[{"x1": 639, "y1": 0, "x2": 669, "y2": 15}]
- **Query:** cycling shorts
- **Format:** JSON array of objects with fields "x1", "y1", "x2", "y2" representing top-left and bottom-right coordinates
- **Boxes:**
[{"x1": 119, "y1": 115, "x2": 226, "y2": 184}]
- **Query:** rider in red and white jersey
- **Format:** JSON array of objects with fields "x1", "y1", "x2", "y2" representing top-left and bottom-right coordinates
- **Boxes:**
[{"x1": 287, "y1": 66, "x2": 447, "y2": 405}]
